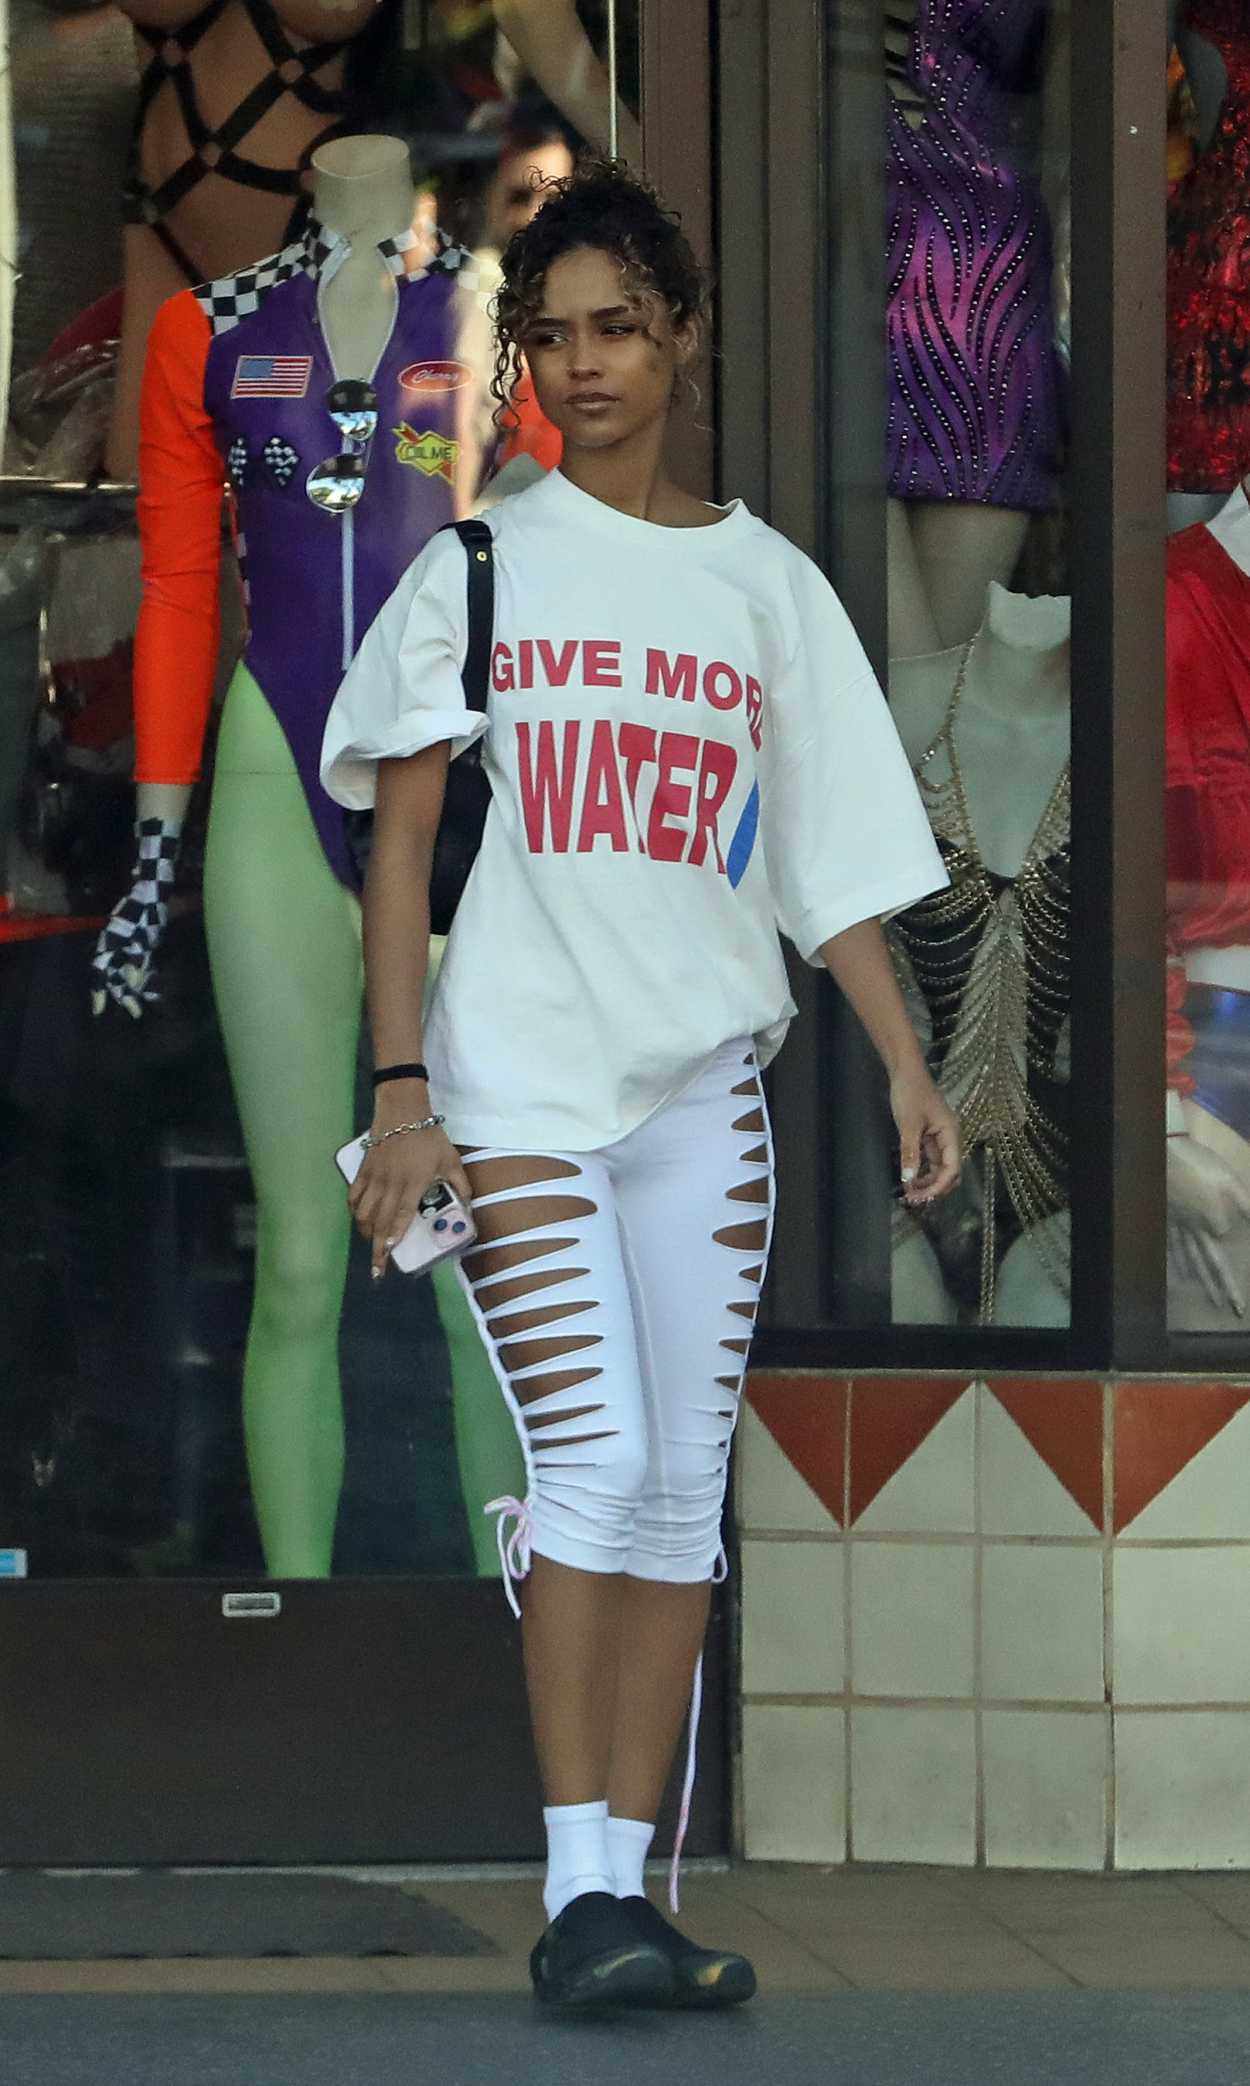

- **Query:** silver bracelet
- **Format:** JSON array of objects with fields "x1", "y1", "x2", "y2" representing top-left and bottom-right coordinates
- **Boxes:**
[{"x1": 361, "y1": 1113, "x2": 445, "y2": 1152}]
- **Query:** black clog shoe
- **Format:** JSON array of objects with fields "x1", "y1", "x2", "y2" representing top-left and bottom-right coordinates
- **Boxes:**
[
  {"x1": 529, "y1": 1890, "x2": 677, "y2": 2011},
  {"x1": 618, "y1": 1895, "x2": 758, "y2": 2009}
]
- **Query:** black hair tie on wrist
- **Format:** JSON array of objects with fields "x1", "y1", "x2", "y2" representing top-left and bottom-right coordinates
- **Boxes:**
[{"x1": 372, "y1": 1062, "x2": 430, "y2": 1088}]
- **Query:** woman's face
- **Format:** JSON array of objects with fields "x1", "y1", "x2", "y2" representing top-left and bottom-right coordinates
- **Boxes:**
[{"x1": 521, "y1": 245, "x2": 695, "y2": 455}]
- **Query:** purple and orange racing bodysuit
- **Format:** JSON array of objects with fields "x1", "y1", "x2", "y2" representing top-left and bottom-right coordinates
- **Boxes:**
[{"x1": 134, "y1": 216, "x2": 473, "y2": 883}]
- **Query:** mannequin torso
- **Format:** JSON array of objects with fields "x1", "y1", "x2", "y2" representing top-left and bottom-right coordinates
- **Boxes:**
[
  {"x1": 312, "y1": 135, "x2": 412, "y2": 382},
  {"x1": 888, "y1": 584, "x2": 1072, "y2": 1325},
  {"x1": 890, "y1": 585, "x2": 1071, "y2": 874}
]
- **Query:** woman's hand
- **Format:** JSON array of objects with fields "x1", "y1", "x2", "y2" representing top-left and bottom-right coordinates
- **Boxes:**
[
  {"x1": 348, "y1": 1123, "x2": 473, "y2": 1280},
  {"x1": 890, "y1": 1066, "x2": 962, "y2": 1206}
]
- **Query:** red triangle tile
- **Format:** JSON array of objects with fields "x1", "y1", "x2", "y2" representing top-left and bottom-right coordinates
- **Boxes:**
[
  {"x1": 1114, "y1": 1381, "x2": 1250, "y2": 1533},
  {"x1": 746, "y1": 1372, "x2": 847, "y2": 1524},
  {"x1": 988, "y1": 1380, "x2": 1104, "y2": 1530},
  {"x1": 848, "y1": 1376, "x2": 968, "y2": 1524}
]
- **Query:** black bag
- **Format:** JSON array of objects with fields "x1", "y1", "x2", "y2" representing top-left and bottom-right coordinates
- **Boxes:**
[{"x1": 344, "y1": 517, "x2": 495, "y2": 934}]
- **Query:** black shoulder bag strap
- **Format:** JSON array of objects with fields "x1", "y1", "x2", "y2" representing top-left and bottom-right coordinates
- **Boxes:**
[
  {"x1": 450, "y1": 518, "x2": 495, "y2": 712},
  {"x1": 342, "y1": 518, "x2": 494, "y2": 898}
]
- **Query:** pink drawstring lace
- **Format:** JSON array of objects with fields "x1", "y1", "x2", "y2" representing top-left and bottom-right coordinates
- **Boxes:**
[
  {"x1": 484, "y1": 1495, "x2": 533, "y2": 1620},
  {"x1": 668, "y1": 1547, "x2": 730, "y2": 1914}
]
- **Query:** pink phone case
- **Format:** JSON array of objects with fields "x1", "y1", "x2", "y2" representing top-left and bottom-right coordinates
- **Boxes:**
[{"x1": 333, "y1": 1135, "x2": 477, "y2": 1276}]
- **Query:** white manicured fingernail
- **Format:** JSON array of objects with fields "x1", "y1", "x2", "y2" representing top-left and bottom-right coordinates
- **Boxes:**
[{"x1": 901, "y1": 1165, "x2": 916, "y2": 1183}]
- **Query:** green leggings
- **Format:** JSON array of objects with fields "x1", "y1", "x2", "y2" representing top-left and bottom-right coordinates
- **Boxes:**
[{"x1": 203, "y1": 664, "x2": 521, "y2": 1577}]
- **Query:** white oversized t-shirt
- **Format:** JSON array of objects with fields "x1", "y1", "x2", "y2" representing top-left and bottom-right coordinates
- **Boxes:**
[{"x1": 321, "y1": 468, "x2": 946, "y2": 1149}]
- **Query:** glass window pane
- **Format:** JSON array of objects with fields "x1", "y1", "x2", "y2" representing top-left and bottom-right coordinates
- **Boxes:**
[
  {"x1": 0, "y1": 0, "x2": 638, "y2": 1580},
  {"x1": 1165, "y1": 7, "x2": 1250, "y2": 1337},
  {"x1": 813, "y1": 0, "x2": 1074, "y2": 1334}
]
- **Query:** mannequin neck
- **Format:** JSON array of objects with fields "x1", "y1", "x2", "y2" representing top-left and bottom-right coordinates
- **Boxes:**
[
  {"x1": 965, "y1": 585, "x2": 1070, "y2": 720},
  {"x1": 1209, "y1": 482, "x2": 1250, "y2": 577},
  {"x1": 312, "y1": 148, "x2": 415, "y2": 256}
]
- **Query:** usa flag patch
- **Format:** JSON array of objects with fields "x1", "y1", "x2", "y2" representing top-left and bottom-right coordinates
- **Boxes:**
[{"x1": 231, "y1": 355, "x2": 313, "y2": 399}]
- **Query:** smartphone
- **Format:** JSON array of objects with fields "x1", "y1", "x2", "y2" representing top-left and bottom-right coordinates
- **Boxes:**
[{"x1": 333, "y1": 1135, "x2": 477, "y2": 1277}]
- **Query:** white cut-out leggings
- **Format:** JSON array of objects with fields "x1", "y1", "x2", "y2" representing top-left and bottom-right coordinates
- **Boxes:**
[{"x1": 455, "y1": 1038, "x2": 775, "y2": 1602}]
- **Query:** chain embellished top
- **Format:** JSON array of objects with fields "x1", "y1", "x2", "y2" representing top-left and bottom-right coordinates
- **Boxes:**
[{"x1": 889, "y1": 638, "x2": 1072, "y2": 1320}]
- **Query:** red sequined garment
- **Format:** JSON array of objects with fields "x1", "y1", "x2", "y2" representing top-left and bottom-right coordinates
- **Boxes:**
[
  {"x1": 1166, "y1": 521, "x2": 1250, "y2": 1084},
  {"x1": 1168, "y1": 3, "x2": 1250, "y2": 490}
]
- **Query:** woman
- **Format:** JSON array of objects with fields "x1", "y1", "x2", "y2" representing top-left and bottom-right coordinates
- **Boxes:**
[{"x1": 321, "y1": 159, "x2": 961, "y2": 2013}]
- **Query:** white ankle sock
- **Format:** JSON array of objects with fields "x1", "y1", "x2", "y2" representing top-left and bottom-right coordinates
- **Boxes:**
[
  {"x1": 542, "y1": 1800, "x2": 613, "y2": 1922},
  {"x1": 607, "y1": 1815, "x2": 656, "y2": 1900}
]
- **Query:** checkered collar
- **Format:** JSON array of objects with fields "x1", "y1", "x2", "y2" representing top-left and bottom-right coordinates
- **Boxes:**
[
  {"x1": 194, "y1": 216, "x2": 474, "y2": 337},
  {"x1": 299, "y1": 216, "x2": 472, "y2": 288}
]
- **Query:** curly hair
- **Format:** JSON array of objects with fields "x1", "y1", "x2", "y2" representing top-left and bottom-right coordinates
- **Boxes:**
[{"x1": 490, "y1": 155, "x2": 709, "y2": 432}]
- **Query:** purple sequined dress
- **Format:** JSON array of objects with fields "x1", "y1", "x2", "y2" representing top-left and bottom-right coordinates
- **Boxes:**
[{"x1": 887, "y1": 0, "x2": 1061, "y2": 510}]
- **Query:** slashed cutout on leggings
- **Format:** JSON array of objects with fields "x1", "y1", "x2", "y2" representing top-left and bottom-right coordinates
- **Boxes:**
[
  {"x1": 460, "y1": 1160, "x2": 614, "y2": 1460},
  {"x1": 706, "y1": 1072, "x2": 773, "y2": 1420}
]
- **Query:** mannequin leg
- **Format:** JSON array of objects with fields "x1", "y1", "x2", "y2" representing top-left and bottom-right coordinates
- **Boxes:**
[
  {"x1": 420, "y1": 939, "x2": 526, "y2": 1574},
  {"x1": 203, "y1": 668, "x2": 361, "y2": 1577},
  {"x1": 203, "y1": 667, "x2": 509, "y2": 1576},
  {"x1": 434, "y1": 1261, "x2": 526, "y2": 1575},
  {"x1": 993, "y1": 1216, "x2": 1071, "y2": 1328},
  {"x1": 908, "y1": 502, "x2": 1031, "y2": 649},
  {"x1": 886, "y1": 498, "x2": 942, "y2": 660},
  {"x1": 891, "y1": 1223, "x2": 958, "y2": 1324}
]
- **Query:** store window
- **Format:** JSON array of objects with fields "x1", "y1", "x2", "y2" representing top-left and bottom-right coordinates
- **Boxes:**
[
  {"x1": 1163, "y1": 6, "x2": 1250, "y2": 1338},
  {"x1": 777, "y1": 0, "x2": 1075, "y2": 1341},
  {"x1": 0, "y1": 0, "x2": 638, "y2": 1579},
  {"x1": 881, "y1": 0, "x2": 1072, "y2": 1334}
]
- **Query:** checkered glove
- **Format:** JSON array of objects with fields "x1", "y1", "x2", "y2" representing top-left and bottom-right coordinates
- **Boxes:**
[{"x1": 90, "y1": 817, "x2": 181, "y2": 1019}]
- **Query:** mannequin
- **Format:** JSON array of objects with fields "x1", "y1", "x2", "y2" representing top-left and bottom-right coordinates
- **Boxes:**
[
  {"x1": 492, "y1": 0, "x2": 640, "y2": 162},
  {"x1": 1167, "y1": 3, "x2": 1250, "y2": 534},
  {"x1": 105, "y1": 0, "x2": 639, "y2": 478},
  {"x1": 1166, "y1": 480, "x2": 1250, "y2": 1326},
  {"x1": 105, "y1": 0, "x2": 391, "y2": 478},
  {"x1": 92, "y1": 135, "x2": 522, "y2": 1574},
  {"x1": 887, "y1": 583, "x2": 1071, "y2": 1324},
  {"x1": 885, "y1": 2, "x2": 1067, "y2": 658}
]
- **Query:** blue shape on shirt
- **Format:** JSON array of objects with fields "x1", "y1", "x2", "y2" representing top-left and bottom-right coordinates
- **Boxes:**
[{"x1": 726, "y1": 780, "x2": 760, "y2": 890}]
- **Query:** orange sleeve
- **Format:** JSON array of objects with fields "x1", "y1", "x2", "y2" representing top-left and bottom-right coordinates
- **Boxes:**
[
  {"x1": 133, "y1": 292, "x2": 224, "y2": 784},
  {"x1": 498, "y1": 372, "x2": 563, "y2": 473}
]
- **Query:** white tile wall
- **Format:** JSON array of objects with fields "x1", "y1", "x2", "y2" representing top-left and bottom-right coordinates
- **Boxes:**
[
  {"x1": 737, "y1": 1373, "x2": 1250, "y2": 1875},
  {"x1": 983, "y1": 1710, "x2": 1107, "y2": 1870},
  {"x1": 1115, "y1": 1713, "x2": 1250, "y2": 1869},
  {"x1": 741, "y1": 1704, "x2": 846, "y2": 1863},
  {"x1": 1121, "y1": 1401, "x2": 1250, "y2": 1540},
  {"x1": 1114, "y1": 1549, "x2": 1250, "y2": 1706},
  {"x1": 979, "y1": 1386, "x2": 1095, "y2": 1539},
  {"x1": 851, "y1": 1543, "x2": 975, "y2": 1699},
  {"x1": 854, "y1": 1387, "x2": 975, "y2": 1534},
  {"x1": 737, "y1": 1404, "x2": 837, "y2": 1535},
  {"x1": 981, "y1": 1545, "x2": 1105, "y2": 1704},
  {"x1": 741, "y1": 1539, "x2": 843, "y2": 1698},
  {"x1": 851, "y1": 1707, "x2": 976, "y2": 1865}
]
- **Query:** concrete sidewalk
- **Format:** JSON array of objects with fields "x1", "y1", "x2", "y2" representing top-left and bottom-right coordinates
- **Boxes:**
[{"x1": 6, "y1": 1866, "x2": 1250, "y2": 2085}]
